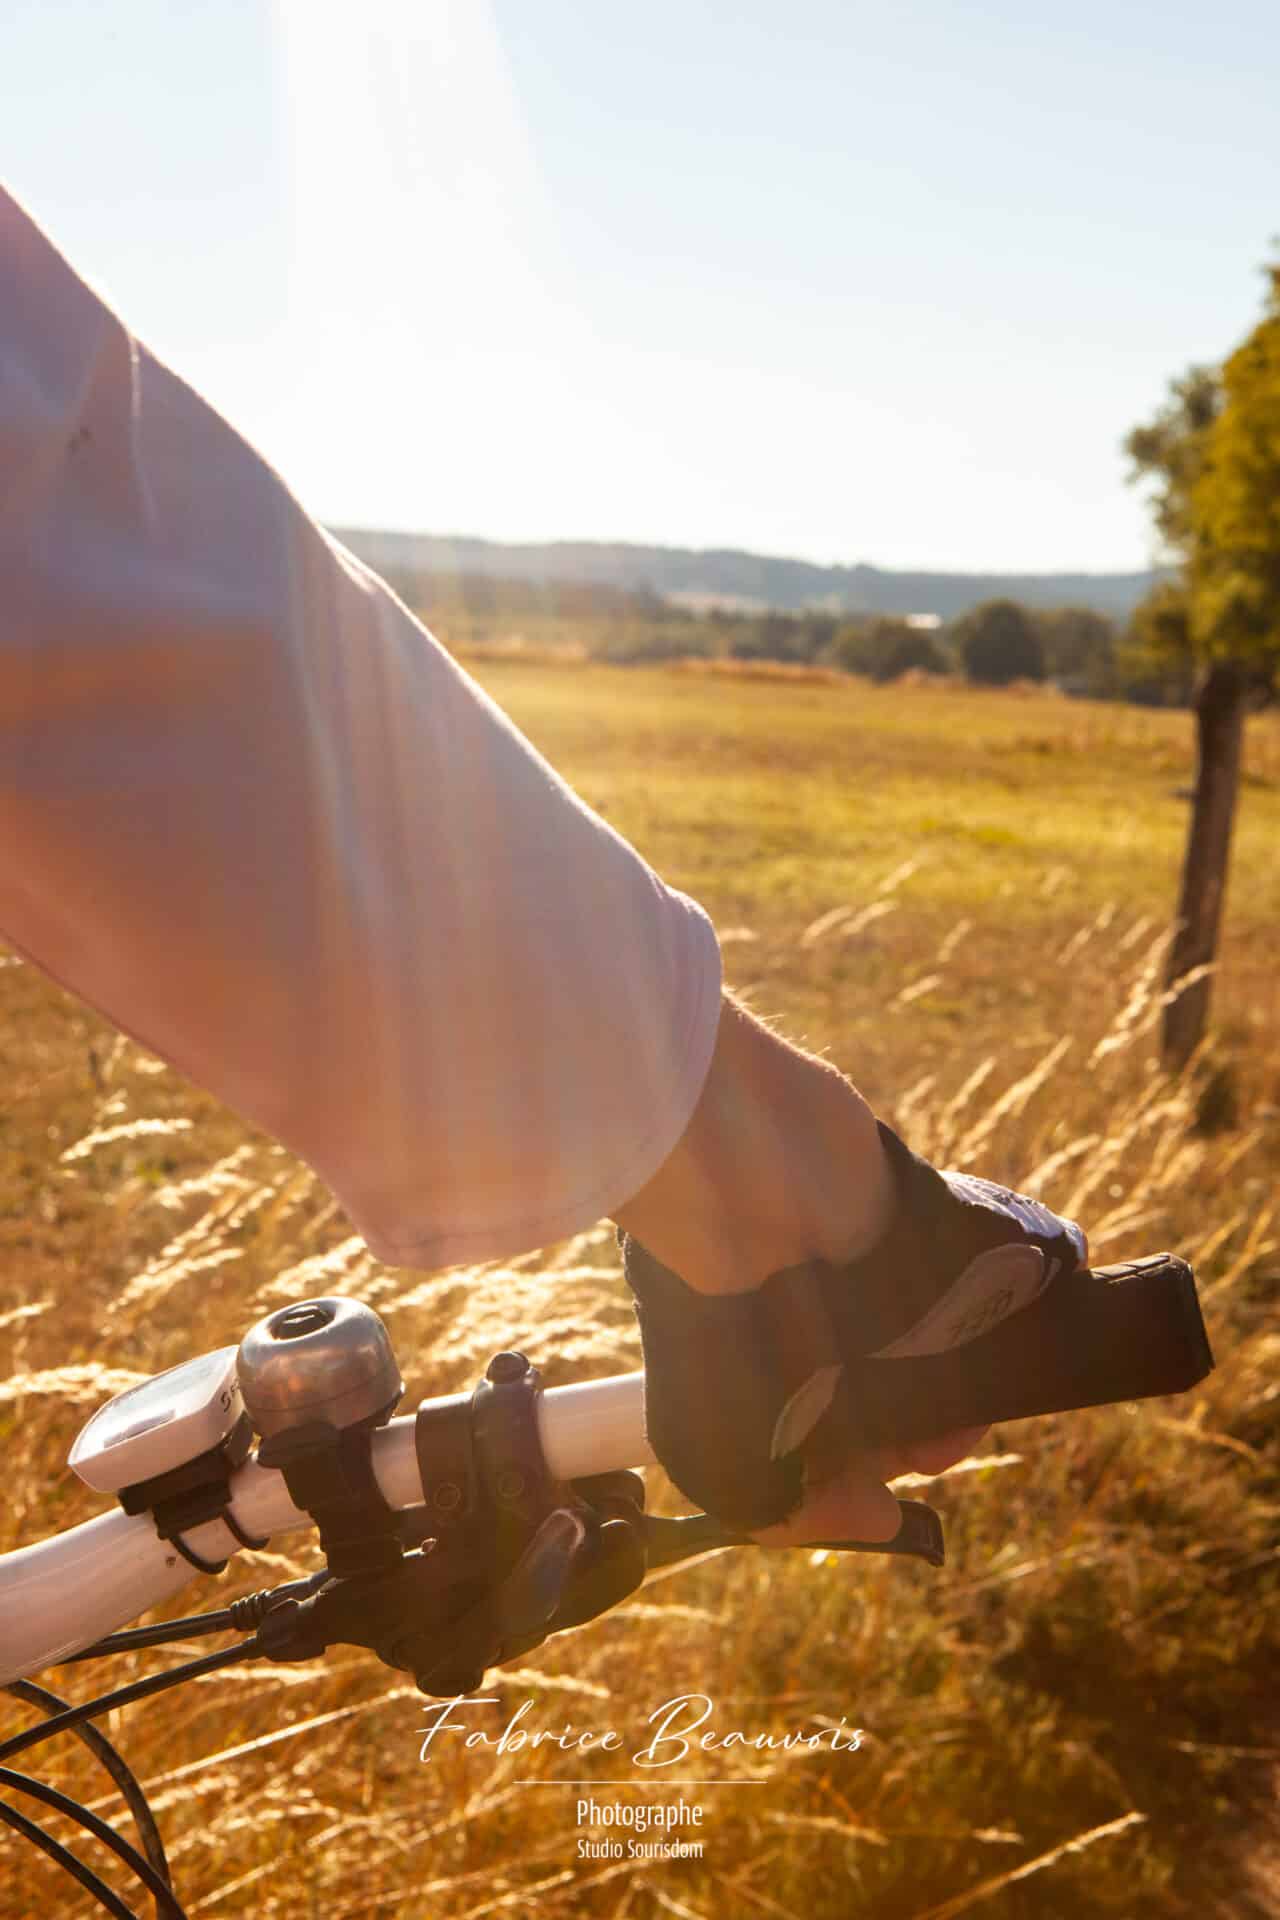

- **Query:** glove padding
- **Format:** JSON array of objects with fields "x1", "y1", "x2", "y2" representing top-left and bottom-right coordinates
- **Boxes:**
[{"x1": 621, "y1": 1121, "x2": 1087, "y2": 1534}]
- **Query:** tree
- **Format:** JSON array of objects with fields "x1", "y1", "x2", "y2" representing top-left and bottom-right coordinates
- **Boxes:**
[
  {"x1": 1034, "y1": 606, "x2": 1117, "y2": 696},
  {"x1": 952, "y1": 599, "x2": 1045, "y2": 685},
  {"x1": 1115, "y1": 581, "x2": 1197, "y2": 707},
  {"x1": 1125, "y1": 271, "x2": 1280, "y2": 1067},
  {"x1": 883, "y1": 627, "x2": 951, "y2": 681},
  {"x1": 729, "y1": 612, "x2": 810, "y2": 663},
  {"x1": 797, "y1": 611, "x2": 839, "y2": 660},
  {"x1": 832, "y1": 617, "x2": 950, "y2": 682},
  {"x1": 830, "y1": 620, "x2": 876, "y2": 675}
]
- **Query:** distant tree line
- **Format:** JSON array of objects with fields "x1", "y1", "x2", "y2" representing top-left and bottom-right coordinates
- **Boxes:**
[
  {"x1": 393, "y1": 565, "x2": 1198, "y2": 706},
  {"x1": 700, "y1": 597, "x2": 1195, "y2": 705},
  {"x1": 820, "y1": 600, "x2": 1192, "y2": 704}
]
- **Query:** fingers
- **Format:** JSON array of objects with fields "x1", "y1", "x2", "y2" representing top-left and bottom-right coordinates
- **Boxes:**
[
  {"x1": 745, "y1": 1424, "x2": 992, "y2": 1550},
  {"x1": 893, "y1": 1425, "x2": 989, "y2": 1477},
  {"x1": 749, "y1": 1460, "x2": 903, "y2": 1548}
]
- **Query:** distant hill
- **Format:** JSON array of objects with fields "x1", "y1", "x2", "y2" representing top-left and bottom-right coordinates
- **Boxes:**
[{"x1": 332, "y1": 528, "x2": 1165, "y2": 623}]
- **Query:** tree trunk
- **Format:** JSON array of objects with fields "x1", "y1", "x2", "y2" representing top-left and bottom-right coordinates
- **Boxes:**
[{"x1": 1161, "y1": 661, "x2": 1250, "y2": 1069}]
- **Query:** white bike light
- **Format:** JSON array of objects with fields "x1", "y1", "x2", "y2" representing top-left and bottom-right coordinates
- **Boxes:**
[{"x1": 68, "y1": 1347, "x2": 244, "y2": 1494}]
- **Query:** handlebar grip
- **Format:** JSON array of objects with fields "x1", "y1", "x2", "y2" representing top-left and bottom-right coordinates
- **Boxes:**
[{"x1": 841, "y1": 1252, "x2": 1213, "y2": 1450}]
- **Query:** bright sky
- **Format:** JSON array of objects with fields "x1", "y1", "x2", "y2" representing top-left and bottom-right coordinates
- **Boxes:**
[{"x1": 4, "y1": 0, "x2": 1276, "y2": 571}]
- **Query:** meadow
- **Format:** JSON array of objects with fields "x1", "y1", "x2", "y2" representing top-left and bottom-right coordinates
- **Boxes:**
[{"x1": 1, "y1": 658, "x2": 1277, "y2": 1919}]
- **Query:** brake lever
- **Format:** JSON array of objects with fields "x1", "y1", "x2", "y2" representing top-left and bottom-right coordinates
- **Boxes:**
[
  {"x1": 640, "y1": 1498, "x2": 944, "y2": 1571},
  {"x1": 491, "y1": 1505, "x2": 589, "y2": 1642}
]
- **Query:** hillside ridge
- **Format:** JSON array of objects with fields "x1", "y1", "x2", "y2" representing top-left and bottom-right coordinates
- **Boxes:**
[{"x1": 333, "y1": 527, "x2": 1165, "y2": 621}]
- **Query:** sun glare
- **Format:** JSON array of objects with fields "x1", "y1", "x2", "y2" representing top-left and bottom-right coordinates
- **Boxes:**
[{"x1": 269, "y1": 0, "x2": 565, "y2": 529}]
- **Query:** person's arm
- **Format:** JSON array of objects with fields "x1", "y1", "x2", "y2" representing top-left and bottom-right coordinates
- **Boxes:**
[
  {"x1": 0, "y1": 185, "x2": 722, "y2": 1270},
  {"x1": 0, "y1": 187, "x2": 997, "y2": 1551},
  {"x1": 613, "y1": 991, "x2": 897, "y2": 1293}
]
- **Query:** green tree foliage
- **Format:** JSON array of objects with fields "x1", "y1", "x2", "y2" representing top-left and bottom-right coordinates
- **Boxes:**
[
  {"x1": 832, "y1": 617, "x2": 951, "y2": 682},
  {"x1": 951, "y1": 599, "x2": 1045, "y2": 685},
  {"x1": 1129, "y1": 275, "x2": 1280, "y2": 694},
  {"x1": 882, "y1": 626, "x2": 951, "y2": 680},
  {"x1": 1033, "y1": 606, "x2": 1118, "y2": 696},
  {"x1": 1187, "y1": 272, "x2": 1280, "y2": 678},
  {"x1": 1126, "y1": 366, "x2": 1222, "y2": 558},
  {"x1": 1114, "y1": 584, "x2": 1197, "y2": 706},
  {"x1": 728, "y1": 612, "x2": 811, "y2": 663},
  {"x1": 797, "y1": 612, "x2": 840, "y2": 660},
  {"x1": 726, "y1": 610, "x2": 842, "y2": 664},
  {"x1": 1123, "y1": 264, "x2": 1280, "y2": 1065},
  {"x1": 1123, "y1": 365, "x2": 1222, "y2": 701}
]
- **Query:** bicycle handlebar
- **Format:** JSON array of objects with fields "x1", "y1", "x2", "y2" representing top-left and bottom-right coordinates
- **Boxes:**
[
  {"x1": 1, "y1": 1245, "x2": 1215, "y2": 1685},
  {"x1": 0, "y1": 1371, "x2": 652, "y2": 1685}
]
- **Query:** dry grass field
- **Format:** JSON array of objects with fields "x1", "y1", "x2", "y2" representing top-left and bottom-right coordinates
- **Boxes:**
[{"x1": 1, "y1": 660, "x2": 1277, "y2": 1919}]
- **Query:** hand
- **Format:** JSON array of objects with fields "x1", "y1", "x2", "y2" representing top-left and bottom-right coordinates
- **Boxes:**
[
  {"x1": 612, "y1": 990, "x2": 913, "y2": 1542},
  {"x1": 613, "y1": 992, "x2": 1088, "y2": 1541}
]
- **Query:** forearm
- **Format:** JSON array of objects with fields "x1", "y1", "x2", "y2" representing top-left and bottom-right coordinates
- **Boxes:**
[{"x1": 612, "y1": 992, "x2": 895, "y2": 1294}]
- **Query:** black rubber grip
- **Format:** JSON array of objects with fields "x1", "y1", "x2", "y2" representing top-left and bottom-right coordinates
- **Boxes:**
[{"x1": 840, "y1": 1251, "x2": 1213, "y2": 1450}]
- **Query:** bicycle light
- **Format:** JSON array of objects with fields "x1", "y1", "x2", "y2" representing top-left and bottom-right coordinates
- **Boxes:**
[{"x1": 68, "y1": 1347, "x2": 244, "y2": 1493}]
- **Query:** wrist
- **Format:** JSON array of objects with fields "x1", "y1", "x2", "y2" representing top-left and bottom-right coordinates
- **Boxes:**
[{"x1": 611, "y1": 993, "x2": 895, "y2": 1294}]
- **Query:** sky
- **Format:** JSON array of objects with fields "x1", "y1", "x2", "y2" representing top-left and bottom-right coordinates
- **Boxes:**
[{"x1": 4, "y1": 0, "x2": 1277, "y2": 573}]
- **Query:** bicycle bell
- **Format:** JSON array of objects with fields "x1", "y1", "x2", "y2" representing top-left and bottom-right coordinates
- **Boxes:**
[{"x1": 237, "y1": 1296, "x2": 403, "y2": 1438}]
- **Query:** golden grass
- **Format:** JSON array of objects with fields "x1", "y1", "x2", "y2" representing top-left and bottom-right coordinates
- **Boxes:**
[
  {"x1": 672, "y1": 659, "x2": 849, "y2": 687},
  {"x1": 1, "y1": 662, "x2": 1277, "y2": 1918}
]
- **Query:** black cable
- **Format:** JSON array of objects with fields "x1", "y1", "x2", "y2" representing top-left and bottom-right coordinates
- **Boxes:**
[
  {"x1": 61, "y1": 1574, "x2": 329, "y2": 1662},
  {"x1": 59, "y1": 1609, "x2": 240, "y2": 1661},
  {"x1": 0, "y1": 1639, "x2": 261, "y2": 1767},
  {"x1": 0, "y1": 1796, "x2": 136, "y2": 1919},
  {"x1": 0, "y1": 1767, "x2": 185, "y2": 1918},
  {"x1": 6, "y1": 1679, "x2": 170, "y2": 1886}
]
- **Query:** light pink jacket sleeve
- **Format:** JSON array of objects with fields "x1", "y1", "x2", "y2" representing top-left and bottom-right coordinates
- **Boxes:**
[{"x1": 0, "y1": 188, "x2": 722, "y2": 1268}]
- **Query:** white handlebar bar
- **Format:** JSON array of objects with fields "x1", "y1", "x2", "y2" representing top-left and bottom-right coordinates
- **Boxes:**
[{"x1": 0, "y1": 1371, "x2": 652, "y2": 1684}]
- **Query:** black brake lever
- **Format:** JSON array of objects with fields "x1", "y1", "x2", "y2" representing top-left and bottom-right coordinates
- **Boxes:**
[{"x1": 640, "y1": 1498, "x2": 944, "y2": 1570}]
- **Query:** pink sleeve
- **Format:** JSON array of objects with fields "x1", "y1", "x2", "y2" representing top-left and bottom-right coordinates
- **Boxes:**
[{"x1": 0, "y1": 187, "x2": 722, "y2": 1267}]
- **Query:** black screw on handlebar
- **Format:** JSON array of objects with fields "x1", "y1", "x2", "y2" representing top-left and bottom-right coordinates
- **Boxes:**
[{"x1": 486, "y1": 1352, "x2": 528, "y2": 1384}]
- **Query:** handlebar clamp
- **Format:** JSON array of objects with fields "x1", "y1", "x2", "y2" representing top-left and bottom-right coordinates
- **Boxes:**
[{"x1": 118, "y1": 1413, "x2": 269, "y2": 1575}]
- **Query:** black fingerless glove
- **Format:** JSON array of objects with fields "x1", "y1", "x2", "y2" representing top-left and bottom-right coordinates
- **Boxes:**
[{"x1": 622, "y1": 1121, "x2": 1089, "y2": 1534}]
